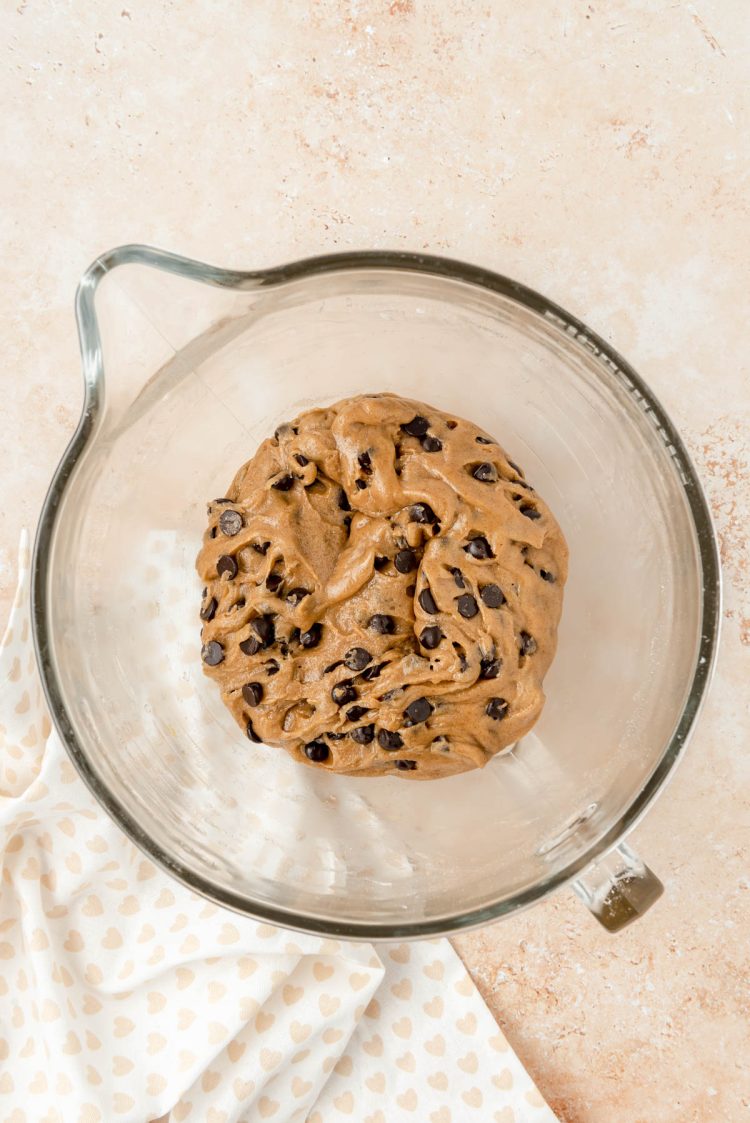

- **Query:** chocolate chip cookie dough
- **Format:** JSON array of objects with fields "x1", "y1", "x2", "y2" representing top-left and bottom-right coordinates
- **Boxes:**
[{"x1": 196, "y1": 393, "x2": 567, "y2": 779}]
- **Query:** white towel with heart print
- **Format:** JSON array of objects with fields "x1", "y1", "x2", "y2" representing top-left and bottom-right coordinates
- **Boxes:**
[{"x1": 0, "y1": 534, "x2": 557, "y2": 1123}]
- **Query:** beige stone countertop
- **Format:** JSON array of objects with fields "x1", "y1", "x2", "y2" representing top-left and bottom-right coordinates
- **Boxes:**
[{"x1": 3, "y1": 3, "x2": 749, "y2": 1121}]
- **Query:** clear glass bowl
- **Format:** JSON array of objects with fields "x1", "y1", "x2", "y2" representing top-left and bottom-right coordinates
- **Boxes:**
[{"x1": 32, "y1": 247, "x2": 720, "y2": 938}]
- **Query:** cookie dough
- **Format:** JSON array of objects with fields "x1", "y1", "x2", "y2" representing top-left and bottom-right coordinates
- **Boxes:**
[{"x1": 196, "y1": 393, "x2": 567, "y2": 779}]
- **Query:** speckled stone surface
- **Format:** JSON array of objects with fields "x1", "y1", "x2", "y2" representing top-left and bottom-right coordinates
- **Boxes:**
[{"x1": 2, "y1": 3, "x2": 748, "y2": 1121}]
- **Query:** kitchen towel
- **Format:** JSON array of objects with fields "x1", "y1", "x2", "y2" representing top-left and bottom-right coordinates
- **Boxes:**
[{"x1": 0, "y1": 533, "x2": 557, "y2": 1123}]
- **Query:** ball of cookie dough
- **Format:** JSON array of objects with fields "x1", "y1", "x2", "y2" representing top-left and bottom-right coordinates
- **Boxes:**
[{"x1": 196, "y1": 393, "x2": 567, "y2": 779}]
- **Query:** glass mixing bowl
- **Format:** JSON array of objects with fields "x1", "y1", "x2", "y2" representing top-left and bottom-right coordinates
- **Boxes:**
[{"x1": 32, "y1": 247, "x2": 720, "y2": 938}]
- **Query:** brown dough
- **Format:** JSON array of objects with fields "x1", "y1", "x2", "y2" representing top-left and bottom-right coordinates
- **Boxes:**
[{"x1": 196, "y1": 393, "x2": 567, "y2": 779}]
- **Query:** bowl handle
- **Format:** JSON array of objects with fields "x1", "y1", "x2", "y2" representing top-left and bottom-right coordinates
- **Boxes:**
[{"x1": 572, "y1": 842, "x2": 664, "y2": 932}]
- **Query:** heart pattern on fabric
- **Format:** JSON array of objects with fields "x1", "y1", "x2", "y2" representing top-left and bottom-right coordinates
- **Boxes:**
[{"x1": 0, "y1": 533, "x2": 557, "y2": 1123}]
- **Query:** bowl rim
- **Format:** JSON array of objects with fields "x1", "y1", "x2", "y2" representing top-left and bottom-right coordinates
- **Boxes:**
[{"x1": 31, "y1": 244, "x2": 721, "y2": 939}]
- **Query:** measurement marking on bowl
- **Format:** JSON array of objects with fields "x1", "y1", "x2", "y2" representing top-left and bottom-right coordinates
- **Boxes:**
[{"x1": 538, "y1": 802, "x2": 599, "y2": 857}]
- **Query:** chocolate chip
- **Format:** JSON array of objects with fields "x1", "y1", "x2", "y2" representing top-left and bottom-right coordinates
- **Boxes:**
[
  {"x1": 264, "y1": 660, "x2": 280, "y2": 676},
  {"x1": 271, "y1": 474, "x2": 295, "y2": 491},
  {"x1": 410, "y1": 502, "x2": 438, "y2": 524},
  {"x1": 299, "y1": 623, "x2": 322, "y2": 649},
  {"x1": 217, "y1": 554, "x2": 238, "y2": 579},
  {"x1": 418, "y1": 588, "x2": 438, "y2": 614},
  {"x1": 479, "y1": 657, "x2": 502, "y2": 680},
  {"x1": 346, "y1": 705, "x2": 368, "y2": 722},
  {"x1": 464, "y1": 536, "x2": 494, "y2": 560},
  {"x1": 327, "y1": 731, "x2": 348, "y2": 741},
  {"x1": 266, "y1": 573, "x2": 283, "y2": 593},
  {"x1": 286, "y1": 587, "x2": 310, "y2": 605},
  {"x1": 508, "y1": 459, "x2": 524, "y2": 477},
  {"x1": 520, "y1": 504, "x2": 541, "y2": 520},
  {"x1": 472, "y1": 462, "x2": 498, "y2": 483},
  {"x1": 360, "y1": 661, "x2": 387, "y2": 682},
  {"x1": 294, "y1": 453, "x2": 309, "y2": 466},
  {"x1": 476, "y1": 435, "x2": 495, "y2": 445},
  {"x1": 219, "y1": 509, "x2": 243, "y2": 536},
  {"x1": 351, "y1": 724, "x2": 375, "y2": 745},
  {"x1": 419, "y1": 626, "x2": 442, "y2": 650},
  {"x1": 369, "y1": 613, "x2": 395, "y2": 634},
  {"x1": 358, "y1": 451, "x2": 373, "y2": 474},
  {"x1": 539, "y1": 569, "x2": 556, "y2": 583},
  {"x1": 421, "y1": 435, "x2": 442, "y2": 452},
  {"x1": 251, "y1": 615, "x2": 275, "y2": 648},
  {"x1": 343, "y1": 647, "x2": 372, "y2": 672},
  {"x1": 242, "y1": 682, "x2": 263, "y2": 707},
  {"x1": 446, "y1": 419, "x2": 458, "y2": 430},
  {"x1": 378, "y1": 728, "x2": 404, "y2": 750},
  {"x1": 355, "y1": 479, "x2": 367, "y2": 491},
  {"x1": 395, "y1": 760, "x2": 417, "y2": 770},
  {"x1": 401, "y1": 415, "x2": 429, "y2": 437},
  {"x1": 450, "y1": 567, "x2": 465, "y2": 588},
  {"x1": 209, "y1": 527, "x2": 217, "y2": 538},
  {"x1": 374, "y1": 556, "x2": 389, "y2": 571},
  {"x1": 252, "y1": 541, "x2": 271, "y2": 555},
  {"x1": 201, "y1": 640, "x2": 224, "y2": 666},
  {"x1": 200, "y1": 597, "x2": 217, "y2": 622},
  {"x1": 246, "y1": 719, "x2": 262, "y2": 743},
  {"x1": 240, "y1": 635, "x2": 261, "y2": 656},
  {"x1": 338, "y1": 489, "x2": 351, "y2": 512},
  {"x1": 404, "y1": 697, "x2": 433, "y2": 724},
  {"x1": 229, "y1": 597, "x2": 246, "y2": 612},
  {"x1": 486, "y1": 697, "x2": 509, "y2": 721},
  {"x1": 480, "y1": 584, "x2": 506, "y2": 608},
  {"x1": 212, "y1": 497, "x2": 233, "y2": 505},
  {"x1": 456, "y1": 594, "x2": 478, "y2": 619},
  {"x1": 332, "y1": 680, "x2": 357, "y2": 705},
  {"x1": 323, "y1": 660, "x2": 342, "y2": 673},
  {"x1": 394, "y1": 549, "x2": 417, "y2": 574},
  {"x1": 406, "y1": 583, "x2": 417, "y2": 596},
  {"x1": 304, "y1": 740, "x2": 329, "y2": 762},
  {"x1": 519, "y1": 631, "x2": 537, "y2": 657}
]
